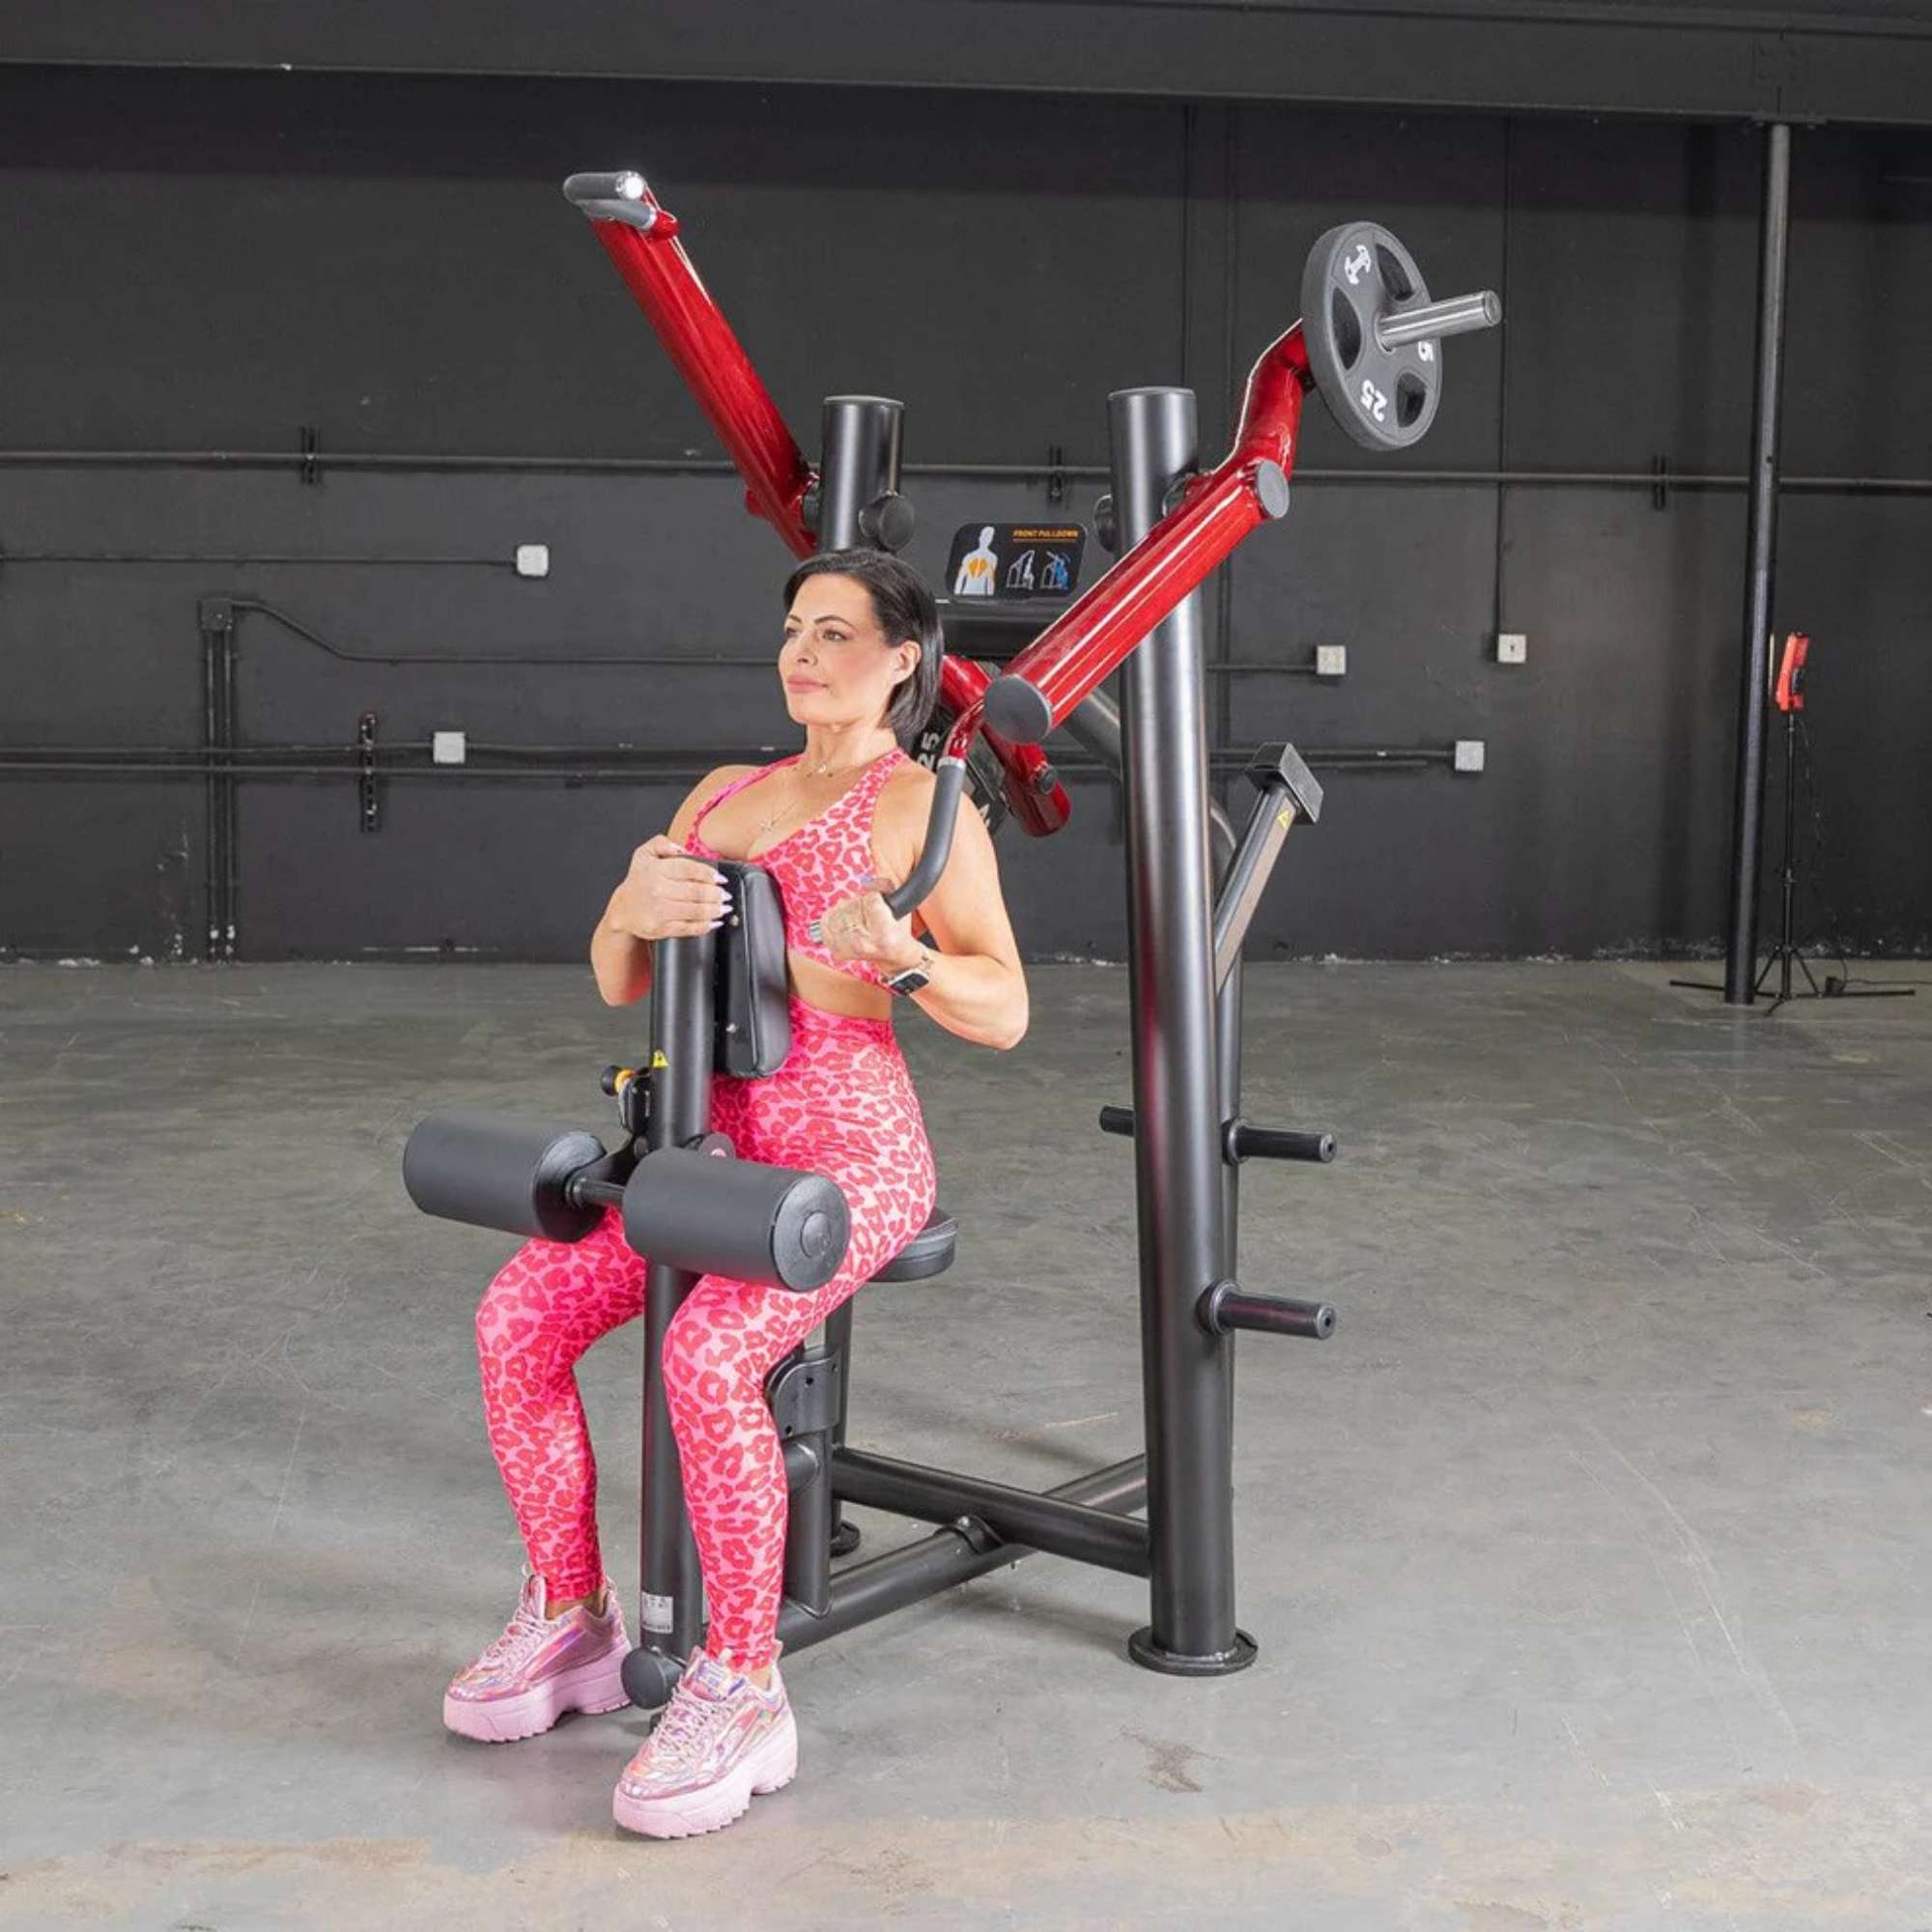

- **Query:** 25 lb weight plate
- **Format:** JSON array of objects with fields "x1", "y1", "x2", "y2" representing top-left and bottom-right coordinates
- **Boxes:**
[{"x1": 1300, "y1": 223, "x2": 1442, "y2": 454}]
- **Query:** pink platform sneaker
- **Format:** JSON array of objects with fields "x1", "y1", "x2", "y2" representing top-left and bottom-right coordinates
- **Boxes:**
[
  {"x1": 443, "y1": 1570, "x2": 631, "y2": 1743},
  {"x1": 611, "y1": 1648, "x2": 798, "y2": 1838}
]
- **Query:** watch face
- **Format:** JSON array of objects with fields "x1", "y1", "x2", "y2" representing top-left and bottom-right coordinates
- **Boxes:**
[{"x1": 888, "y1": 966, "x2": 930, "y2": 995}]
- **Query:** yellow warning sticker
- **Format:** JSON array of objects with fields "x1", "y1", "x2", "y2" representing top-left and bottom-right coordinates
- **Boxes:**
[
  {"x1": 1277, "y1": 808, "x2": 1294, "y2": 830},
  {"x1": 650, "y1": 1050, "x2": 669, "y2": 1069}
]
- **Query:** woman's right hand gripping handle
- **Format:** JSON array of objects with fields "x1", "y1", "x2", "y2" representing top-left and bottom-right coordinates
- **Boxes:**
[{"x1": 590, "y1": 836, "x2": 731, "y2": 1008}]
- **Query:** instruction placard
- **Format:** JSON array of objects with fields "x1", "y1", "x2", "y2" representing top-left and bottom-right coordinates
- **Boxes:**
[{"x1": 944, "y1": 523, "x2": 1086, "y2": 602}]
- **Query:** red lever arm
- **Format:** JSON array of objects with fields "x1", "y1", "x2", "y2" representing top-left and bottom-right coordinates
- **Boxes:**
[
  {"x1": 972, "y1": 325, "x2": 1311, "y2": 752},
  {"x1": 566, "y1": 172, "x2": 816, "y2": 555},
  {"x1": 566, "y1": 169, "x2": 1067, "y2": 836}
]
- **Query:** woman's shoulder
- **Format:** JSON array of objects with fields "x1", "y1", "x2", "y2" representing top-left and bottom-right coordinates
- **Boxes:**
[
  {"x1": 871, "y1": 753, "x2": 938, "y2": 866},
  {"x1": 668, "y1": 762, "x2": 765, "y2": 841},
  {"x1": 880, "y1": 750, "x2": 936, "y2": 802}
]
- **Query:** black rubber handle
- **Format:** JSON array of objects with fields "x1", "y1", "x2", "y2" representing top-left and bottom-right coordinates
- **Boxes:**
[
  {"x1": 561, "y1": 171, "x2": 661, "y2": 230},
  {"x1": 883, "y1": 759, "x2": 967, "y2": 920},
  {"x1": 1228, "y1": 1122, "x2": 1337, "y2": 1164}
]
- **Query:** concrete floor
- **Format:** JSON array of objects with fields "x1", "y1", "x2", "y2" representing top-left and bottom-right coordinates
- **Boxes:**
[{"x1": 2, "y1": 959, "x2": 1928, "y2": 1931}]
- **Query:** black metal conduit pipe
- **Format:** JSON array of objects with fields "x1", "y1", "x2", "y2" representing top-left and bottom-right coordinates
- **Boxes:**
[
  {"x1": 0, "y1": 654, "x2": 1333, "y2": 677},
  {"x1": 0, "y1": 749, "x2": 1455, "y2": 780},
  {"x1": 1724, "y1": 121, "x2": 1794, "y2": 1008},
  {"x1": 1, "y1": 551, "x2": 516, "y2": 567},
  {"x1": 84, "y1": 598, "x2": 1345, "y2": 674},
  {"x1": 8, "y1": 448, "x2": 1932, "y2": 495},
  {"x1": 773, "y1": 1457, "x2": 1148, "y2": 1659},
  {"x1": 132, "y1": 597, "x2": 1340, "y2": 675}
]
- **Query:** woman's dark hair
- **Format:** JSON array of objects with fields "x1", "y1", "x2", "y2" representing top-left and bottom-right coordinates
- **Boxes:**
[{"x1": 781, "y1": 549, "x2": 943, "y2": 747}]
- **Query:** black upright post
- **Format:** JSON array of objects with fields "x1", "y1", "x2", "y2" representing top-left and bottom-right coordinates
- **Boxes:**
[
  {"x1": 1724, "y1": 122, "x2": 1793, "y2": 1006},
  {"x1": 628, "y1": 933, "x2": 716, "y2": 1703},
  {"x1": 816, "y1": 396, "x2": 908, "y2": 553},
  {"x1": 812, "y1": 394, "x2": 905, "y2": 1563},
  {"x1": 1109, "y1": 388, "x2": 1252, "y2": 1676}
]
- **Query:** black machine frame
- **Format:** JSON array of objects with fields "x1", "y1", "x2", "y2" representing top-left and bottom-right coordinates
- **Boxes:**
[
  {"x1": 612, "y1": 389, "x2": 1337, "y2": 1705},
  {"x1": 403, "y1": 177, "x2": 1500, "y2": 1712}
]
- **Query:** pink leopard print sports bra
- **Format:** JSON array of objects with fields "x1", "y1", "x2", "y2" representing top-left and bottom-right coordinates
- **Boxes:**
[{"x1": 685, "y1": 747, "x2": 911, "y2": 990}]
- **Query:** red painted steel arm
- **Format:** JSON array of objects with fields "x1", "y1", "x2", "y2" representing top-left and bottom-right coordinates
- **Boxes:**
[
  {"x1": 566, "y1": 172, "x2": 816, "y2": 556},
  {"x1": 568, "y1": 169, "x2": 1069, "y2": 837},
  {"x1": 976, "y1": 325, "x2": 1311, "y2": 750},
  {"x1": 937, "y1": 658, "x2": 1070, "y2": 838}
]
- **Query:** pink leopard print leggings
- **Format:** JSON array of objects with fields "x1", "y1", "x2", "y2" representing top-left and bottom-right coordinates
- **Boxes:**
[{"x1": 474, "y1": 997, "x2": 937, "y2": 1672}]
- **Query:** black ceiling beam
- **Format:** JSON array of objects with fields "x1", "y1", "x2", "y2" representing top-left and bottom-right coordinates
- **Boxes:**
[{"x1": 5, "y1": 1, "x2": 1932, "y2": 126}]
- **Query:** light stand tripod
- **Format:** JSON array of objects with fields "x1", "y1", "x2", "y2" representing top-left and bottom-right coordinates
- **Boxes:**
[{"x1": 1675, "y1": 632, "x2": 1915, "y2": 1007}]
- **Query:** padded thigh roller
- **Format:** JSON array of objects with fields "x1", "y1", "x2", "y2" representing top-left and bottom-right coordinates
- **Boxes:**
[
  {"x1": 623, "y1": 1146, "x2": 850, "y2": 1292},
  {"x1": 403, "y1": 1109, "x2": 609, "y2": 1243}
]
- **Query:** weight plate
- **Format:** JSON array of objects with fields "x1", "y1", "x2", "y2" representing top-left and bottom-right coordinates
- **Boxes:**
[
  {"x1": 912, "y1": 704, "x2": 1009, "y2": 839},
  {"x1": 1300, "y1": 222, "x2": 1444, "y2": 454}
]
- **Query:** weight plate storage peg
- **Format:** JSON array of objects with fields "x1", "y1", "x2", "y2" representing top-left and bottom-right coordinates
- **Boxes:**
[{"x1": 1300, "y1": 222, "x2": 1443, "y2": 454}]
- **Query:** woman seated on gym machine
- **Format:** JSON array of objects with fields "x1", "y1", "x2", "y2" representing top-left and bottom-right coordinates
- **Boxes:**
[{"x1": 442, "y1": 548, "x2": 1029, "y2": 1839}]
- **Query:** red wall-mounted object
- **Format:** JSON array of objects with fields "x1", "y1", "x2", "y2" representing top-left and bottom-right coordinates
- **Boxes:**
[{"x1": 1774, "y1": 632, "x2": 1809, "y2": 713}]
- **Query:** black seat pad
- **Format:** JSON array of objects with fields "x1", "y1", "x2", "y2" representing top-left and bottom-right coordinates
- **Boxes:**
[{"x1": 869, "y1": 1207, "x2": 957, "y2": 1281}]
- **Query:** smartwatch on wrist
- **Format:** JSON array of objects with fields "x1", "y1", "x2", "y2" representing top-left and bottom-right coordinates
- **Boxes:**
[{"x1": 884, "y1": 946, "x2": 932, "y2": 998}]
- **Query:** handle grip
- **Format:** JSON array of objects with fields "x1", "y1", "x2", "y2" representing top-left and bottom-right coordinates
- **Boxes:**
[
  {"x1": 882, "y1": 759, "x2": 968, "y2": 920},
  {"x1": 562, "y1": 171, "x2": 664, "y2": 231}
]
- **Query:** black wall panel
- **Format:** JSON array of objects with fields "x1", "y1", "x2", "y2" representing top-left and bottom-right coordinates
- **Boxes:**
[
  {"x1": 1775, "y1": 496, "x2": 1932, "y2": 955},
  {"x1": 0, "y1": 71, "x2": 1182, "y2": 466},
  {"x1": 2, "y1": 68, "x2": 1928, "y2": 964},
  {"x1": 12, "y1": 2, "x2": 1932, "y2": 127},
  {"x1": 1501, "y1": 120, "x2": 1761, "y2": 475}
]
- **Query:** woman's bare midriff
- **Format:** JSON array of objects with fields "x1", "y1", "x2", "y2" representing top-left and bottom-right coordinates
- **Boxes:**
[{"x1": 782, "y1": 953, "x2": 895, "y2": 1023}]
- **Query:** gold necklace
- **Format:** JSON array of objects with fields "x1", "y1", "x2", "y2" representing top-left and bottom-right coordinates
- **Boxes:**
[{"x1": 753, "y1": 746, "x2": 887, "y2": 839}]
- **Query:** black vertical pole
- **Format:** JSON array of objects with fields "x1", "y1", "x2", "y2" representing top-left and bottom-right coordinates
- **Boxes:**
[
  {"x1": 1724, "y1": 121, "x2": 1792, "y2": 1006},
  {"x1": 1110, "y1": 387, "x2": 1253, "y2": 1676},
  {"x1": 814, "y1": 394, "x2": 903, "y2": 1561},
  {"x1": 817, "y1": 396, "x2": 906, "y2": 554},
  {"x1": 627, "y1": 933, "x2": 715, "y2": 1706}
]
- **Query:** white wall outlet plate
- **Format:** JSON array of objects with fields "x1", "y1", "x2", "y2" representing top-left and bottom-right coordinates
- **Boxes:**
[
  {"x1": 1315, "y1": 643, "x2": 1348, "y2": 677},
  {"x1": 1496, "y1": 631, "x2": 1527, "y2": 665},
  {"x1": 515, "y1": 543, "x2": 551, "y2": 579},
  {"x1": 432, "y1": 730, "x2": 468, "y2": 766},
  {"x1": 1454, "y1": 739, "x2": 1486, "y2": 773}
]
